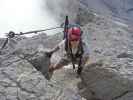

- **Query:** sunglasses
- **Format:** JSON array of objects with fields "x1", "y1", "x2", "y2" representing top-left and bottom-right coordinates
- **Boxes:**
[{"x1": 70, "y1": 38, "x2": 79, "y2": 41}]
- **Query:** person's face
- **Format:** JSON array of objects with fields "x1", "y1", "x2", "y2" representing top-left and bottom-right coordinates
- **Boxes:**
[
  {"x1": 69, "y1": 34, "x2": 80, "y2": 47},
  {"x1": 70, "y1": 40, "x2": 79, "y2": 47}
]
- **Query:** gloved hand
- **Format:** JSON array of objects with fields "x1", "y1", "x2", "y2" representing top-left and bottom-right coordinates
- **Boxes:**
[
  {"x1": 45, "y1": 51, "x2": 53, "y2": 58},
  {"x1": 45, "y1": 46, "x2": 59, "y2": 58}
]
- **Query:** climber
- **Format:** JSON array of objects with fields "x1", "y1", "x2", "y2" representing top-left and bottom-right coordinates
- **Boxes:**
[{"x1": 46, "y1": 24, "x2": 90, "y2": 79}]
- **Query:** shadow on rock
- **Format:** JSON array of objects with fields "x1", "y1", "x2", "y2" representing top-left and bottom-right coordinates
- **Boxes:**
[
  {"x1": 27, "y1": 51, "x2": 52, "y2": 80},
  {"x1": 78, "y1": 60, "x2": 103, "y2": 100}
]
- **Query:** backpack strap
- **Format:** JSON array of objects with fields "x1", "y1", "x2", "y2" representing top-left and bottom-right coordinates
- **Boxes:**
[{"x1": 77, "y1": 40, "x2": 84, "y2": 75}]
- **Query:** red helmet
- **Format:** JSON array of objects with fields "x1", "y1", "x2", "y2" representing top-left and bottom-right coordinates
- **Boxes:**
[{"x1": 68, "y1": 27, "x2": 81, "y2": 41}]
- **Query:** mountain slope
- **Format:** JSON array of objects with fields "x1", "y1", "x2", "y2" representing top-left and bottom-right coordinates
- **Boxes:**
[{"x1": 80, "y1": 0, "x2": 133, "y2": 24}]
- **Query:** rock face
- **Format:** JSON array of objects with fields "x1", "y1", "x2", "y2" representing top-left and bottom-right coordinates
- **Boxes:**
[
  {"x1": 79, "y1": 61, "x2": 133, "y2": 100},
  {"x1": 79, "y1": 0, "x2": 133, "y2": 25},
  {"x1": 0, "y1": 54, "x2": 82, "y2": 100},
  {"x1": 77, "y1": 6, "x2": 133, "y2": 100}
]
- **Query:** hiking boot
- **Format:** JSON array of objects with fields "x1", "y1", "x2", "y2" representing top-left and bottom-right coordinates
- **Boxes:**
[{"x1": 77, "y1": 66, "x2": 83, "y2": 75}]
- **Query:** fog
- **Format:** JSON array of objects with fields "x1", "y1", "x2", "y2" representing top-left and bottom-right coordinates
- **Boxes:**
[
  {"x1": 0, "y1": 0, "x2": 60, "y2": 37},
  {"x1": 45, "y1": 0, "x2": 79, "y2": 23}
]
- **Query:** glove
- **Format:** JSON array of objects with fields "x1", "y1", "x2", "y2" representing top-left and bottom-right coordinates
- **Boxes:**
[
  {"x1": 45, "y1": 46, "x2": 59, "y2": 58},
  {"x1": 45, "y1": 51, "x2": 53, "y2": 58}
]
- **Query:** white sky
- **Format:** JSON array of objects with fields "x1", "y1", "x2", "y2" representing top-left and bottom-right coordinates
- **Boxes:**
[{"x1": 0, "y1": 0, "x2": 60, "y2": 37}]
